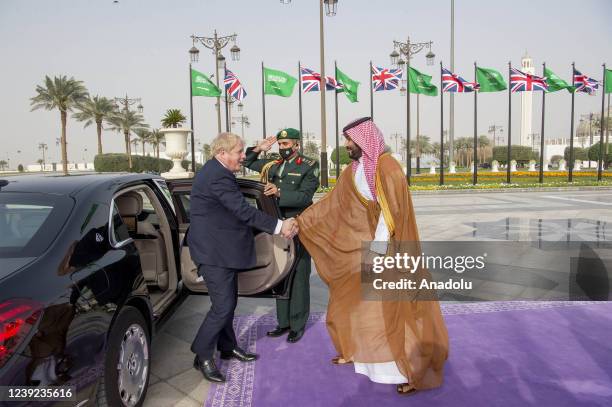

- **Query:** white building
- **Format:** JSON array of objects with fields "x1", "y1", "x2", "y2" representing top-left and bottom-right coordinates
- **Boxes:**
[{"x1": 520, "y1": 52, "x2": 534, "y2": 148}]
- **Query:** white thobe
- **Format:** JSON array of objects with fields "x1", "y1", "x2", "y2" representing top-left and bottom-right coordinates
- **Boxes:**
[{"x1": 352, "y1": 159, "x2": 408, "y2": 384}]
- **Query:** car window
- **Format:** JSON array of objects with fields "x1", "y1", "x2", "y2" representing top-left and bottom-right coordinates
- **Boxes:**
[
  {"x1": 0, "y1": 192, "x2": 74, "y2": 258},
  {"x1": 110, "y1": 202, "x2": 130, "y2": 246},
  {"x1": 177, "y1": 191, "x2": 259, "y2": 223},
  {"x1": 153, "y1": 179, "x2": 175, "y2": 213}
]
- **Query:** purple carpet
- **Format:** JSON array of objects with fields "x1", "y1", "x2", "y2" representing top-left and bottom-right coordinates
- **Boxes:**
[{"x1": 205, "y1": 302, "x2": 612, "y2": 407}]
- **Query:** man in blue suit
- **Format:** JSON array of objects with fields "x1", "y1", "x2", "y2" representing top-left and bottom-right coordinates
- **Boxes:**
[{"x1": 188, "y1": 132, "x2": 298, "y2": 383}]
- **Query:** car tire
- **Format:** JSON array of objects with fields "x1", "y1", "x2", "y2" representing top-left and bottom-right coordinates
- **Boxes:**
[{"x1": 96, "y1": 306, "x2": 150, "y2": 407}]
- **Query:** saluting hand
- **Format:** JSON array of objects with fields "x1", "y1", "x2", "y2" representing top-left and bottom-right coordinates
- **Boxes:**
[{"x1": 254, "y1": 136, "x2": 277, "y2": 153}]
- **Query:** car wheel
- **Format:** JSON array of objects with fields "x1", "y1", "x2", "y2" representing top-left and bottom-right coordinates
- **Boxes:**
[{"x1": 97, "y1": 306, "x2": 150, "y2": 407}]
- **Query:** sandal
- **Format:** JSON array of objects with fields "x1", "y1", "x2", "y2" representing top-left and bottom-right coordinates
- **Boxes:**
[
  {"x1": 396, "y1": 383, "x2": 417, "y2": 395},
  {"x1": 331, "y1": 356, "x2": 353, "y2": 365}
]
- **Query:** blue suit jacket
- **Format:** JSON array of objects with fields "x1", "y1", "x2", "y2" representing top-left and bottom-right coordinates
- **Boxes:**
[{"x1": 187, "y1": 158, "x2": 279, "y2": 270}]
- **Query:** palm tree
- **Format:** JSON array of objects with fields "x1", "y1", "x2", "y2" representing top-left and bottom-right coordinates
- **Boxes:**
[
  {"x1": 201, "y1": 143, "x2": 212, "y2": 162},
  {"x1": 478, "y1": 135, "x2": 491, "y2": 163},
  {"x1": 36, "y1": 159, "x2": 44, "y2": 171},
  {"x1": 149, "y1": 129, "x2": 164, "y2": 159},
  {"x1": 30, "y1": 75, "x2": 89, "y2": 175},
  {"x1": 0, "y1": 160, "x2": 7, "y2": 171},
  {"x1": 161, "y1": 109, "x2": 187, "y2": 128},
  {"x1": 73, "y1": 95, "x2": 116, "y2": 155},
  {"x1": 134, "y1": 128, "x2": 151, "y2": 156},
  {"x1": 131, "y1": 138, "x2": 140, "y2": 154},
  {"x1": 106, "y1": 109, "x2": 148, "y2": 169}
]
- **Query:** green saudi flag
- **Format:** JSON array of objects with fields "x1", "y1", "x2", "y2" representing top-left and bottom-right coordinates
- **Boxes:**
[
  {"x1": 191, "y1": 68, "x2": 221, "y2": 97},
  {"x1": 475, "y1": 67, "x2": 507, "y2": 92},
  {"x1": 605, "y1": 69, "x2": 612, "y2": 94},
  {"x1": 544, "y1": 67, "x2": 574, "y2": 93},
  {"x1": 336, "y1": 67, "x2": 359, "y2": 102},
  {"x1": 408, "y1": 67, "x2": 438, "y2": 96},
  {"x1": 264, "y1": 67, "x2": 297, "y2": 97}
]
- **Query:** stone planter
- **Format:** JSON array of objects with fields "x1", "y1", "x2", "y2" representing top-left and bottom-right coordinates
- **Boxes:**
[
  {"x1": 573, "y1": 160, "x2": 582, "y2": 171},
  {"x1": 558, "y1": 159, "x2": 566, "y2": 171},
  {"x1": 491, "y1": 161, "x2": 499, "y2": 172},
  {"x1": 543, "y1": 159, "x2": 550, "y2": 172},
  {"x1": 510, "y1": 160, "x2": 517, "y2": 172},
  {"x1": 449, "y1": 162, "x2": 456, "y2": 174},
  {"x1": 528, "y1": 160, "x2": 536, "y2": 172},
  {"x1": 429, "y1": 166, "x2": 436, "y2": 174},
  {"x1": 160, "y1": 127, "x2": 194, "y2": 179}
]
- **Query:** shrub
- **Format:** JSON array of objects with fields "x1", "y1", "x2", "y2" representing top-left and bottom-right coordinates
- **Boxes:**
[
  {"x1": 94, "y1": 153, "x2": 172, "y2": 173},
  {"x1": 492, "y1": 145, "x2": 537, "y2": 164},
  {"x1": 564, "y1": 146, "x2": 588, "y2": 161}
]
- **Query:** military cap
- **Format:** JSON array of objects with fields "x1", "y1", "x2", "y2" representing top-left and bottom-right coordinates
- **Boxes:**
[{"x1": 276, "y1": 128, "x2": 301, "y2": 140}]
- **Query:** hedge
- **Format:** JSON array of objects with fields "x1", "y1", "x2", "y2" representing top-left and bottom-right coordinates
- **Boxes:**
[{"x1": 94, "y1": 154, "x2": 201, "y2": 173}]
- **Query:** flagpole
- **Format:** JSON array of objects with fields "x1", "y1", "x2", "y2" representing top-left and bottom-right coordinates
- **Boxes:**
[
  {"x1": 370, "y1": 60, "x2": 374, "y2": 120},
  {"x1": 569, "y1": 62, "x2": 576, "y2": 182},
  {"x1": 598, "y1": 63, "x2": 606, "y2": 181},
  {"x1": 606, "y1": 94, "x2": 611, "y2": 171},
  {"x1": 298, "y1": 61, "x2": 304, "y2": 153},
  {"x1": 539, "y1": 62, "x2": 546, "y2": 184},
  {"x1": 189, "y1": 63, "x2": 196, "y2": 173},
  {"x1": 473, "y1": 61, "x2": 478, "y2": 185},
  {"x1": 406, "y1": 56, "x2": 412, "y2": 184},
  {"x1": 261, "y1": 62, "x2": 267, "y2": 141},
  {"x1": 440, "y1": 62, "x2": 445, "y2": 186},
  {"x1": 224, "y1": 66, "x2": 230, "y2": 132},
  {"x1": 507, "y1": 61, "x2": 512, "y2": 184},
  {"x1": 334, "y1": 60, "x2": 340, "y2": 179}
]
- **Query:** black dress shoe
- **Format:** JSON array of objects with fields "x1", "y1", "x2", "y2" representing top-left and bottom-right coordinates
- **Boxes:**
[
  {"x1": 287, "y1": 329, "x2": 305, "y2": 343},
  {"x1": 193, "y1": 356, "x2": 225, "y2": 383},
  {"x1": 220, "y1": 347, "x2": 259, "y2": 362},
  {"x1": 266, "y1": 326, "x2": 290, "y2": 337}
]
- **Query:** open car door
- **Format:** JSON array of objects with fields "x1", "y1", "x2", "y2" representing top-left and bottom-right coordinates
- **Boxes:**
[{"x1": 168, "y1": 178, "x2": 298, "y2": 299}]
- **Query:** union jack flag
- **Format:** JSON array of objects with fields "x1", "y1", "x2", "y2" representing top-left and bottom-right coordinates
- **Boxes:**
[
  {"x1": 224, "y1": 69, "x2": 247, "y2": 101},
  {"x1": 510, "y1": 68, "x2": 548, "y2": 92},
  {"x1": 371, "y1": 66, "x2": 402, "y2": 91},
  {"x1": 300, "y1": 67, "x2": 322, "y2": 92},
  {"x1": 573, "y1": 69, "x2": 599, "y2": 94},
  {"x1": 300, "y1": 67, "x2": 343, "y2": 92},
  {"x1": 442, "y1": 68, "x2": 478, "y2": 93},
  {"x1": 325, "y1": 76, "x2": 343, "y2": 91}
]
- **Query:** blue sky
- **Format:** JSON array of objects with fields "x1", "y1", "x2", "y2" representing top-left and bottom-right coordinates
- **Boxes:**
[{"x1": 1, "y1": 0, "x2": 611, "y2": 164}]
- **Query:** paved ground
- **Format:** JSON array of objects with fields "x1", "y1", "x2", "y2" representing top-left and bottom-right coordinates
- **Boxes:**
[{"x1": 143, "y1": 188, "x2": 612, "y2": 406}]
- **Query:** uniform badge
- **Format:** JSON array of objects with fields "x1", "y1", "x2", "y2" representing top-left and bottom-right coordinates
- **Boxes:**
[{"x1": 280, "y1": 130, "x2": 288, "y2": 138}]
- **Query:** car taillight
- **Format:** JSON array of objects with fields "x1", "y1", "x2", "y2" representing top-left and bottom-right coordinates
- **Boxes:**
[{"x1": 0, "y1": 299, "x2": 42, "y2": 368}]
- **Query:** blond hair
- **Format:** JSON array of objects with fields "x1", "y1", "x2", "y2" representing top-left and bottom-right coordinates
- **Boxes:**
[{"x1": 211, "y1": 132, "x2": 243, "y2": 156}]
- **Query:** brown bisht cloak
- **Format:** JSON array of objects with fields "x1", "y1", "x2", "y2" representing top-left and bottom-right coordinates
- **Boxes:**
[{"x1": 297, "y1": 153, "x2": 449, "y2": 389}]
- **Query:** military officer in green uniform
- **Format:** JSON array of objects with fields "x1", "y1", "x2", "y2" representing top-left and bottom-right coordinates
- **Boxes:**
[{"x1": 243, "y1": 128, "x2": 319, "y2": 343}]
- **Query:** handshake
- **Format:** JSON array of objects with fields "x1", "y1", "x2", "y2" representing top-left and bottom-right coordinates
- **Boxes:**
[{"x1": 280, "y1": 218, "x2": 299, "y2": 239}]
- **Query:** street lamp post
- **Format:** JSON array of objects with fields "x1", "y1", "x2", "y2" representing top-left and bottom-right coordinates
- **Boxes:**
[
  {"x1": 113, "y1": 94, "x2": 143, "y2": 170},
  {"x1": 282, "y1": 0, "x2": 337, "y2": 187},
  {"x1": 488, "y1": 124, "x2": 503, "y2": 149},
  {"x1": 190, "y1": 30, "x2": 240, "y2": 136},
  {"x1": 392, "y1": 37, "x2": 435, "y2": 183},
  {"x1": 114, "y1": 94, "x2": 143, "y2": 113}
]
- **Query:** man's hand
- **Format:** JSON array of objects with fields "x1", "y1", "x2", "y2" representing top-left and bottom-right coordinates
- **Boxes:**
[
  {"x1": 253, "y1": 136, "x2": 277, "y2": 153},
  {"x1": 263, "y1": 183, "x2": 280, "y2": 198},
  {"x1": 280, "y1": 218, "x2": 299, "y2": 239}
]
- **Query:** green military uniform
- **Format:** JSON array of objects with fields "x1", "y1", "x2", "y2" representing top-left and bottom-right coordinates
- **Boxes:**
[{"x1": 243, "y1": 128, "x2": 319, "y2": 335}]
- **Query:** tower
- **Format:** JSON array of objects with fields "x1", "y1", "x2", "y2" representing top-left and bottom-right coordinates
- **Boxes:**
[{"x1": 520, "y1": 52, "x2": 534, "y2": 148}]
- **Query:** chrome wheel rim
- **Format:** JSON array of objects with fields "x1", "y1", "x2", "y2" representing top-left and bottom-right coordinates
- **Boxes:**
[{"x1": 117, "y1": 323, "x2": 149, "y2": 406}]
